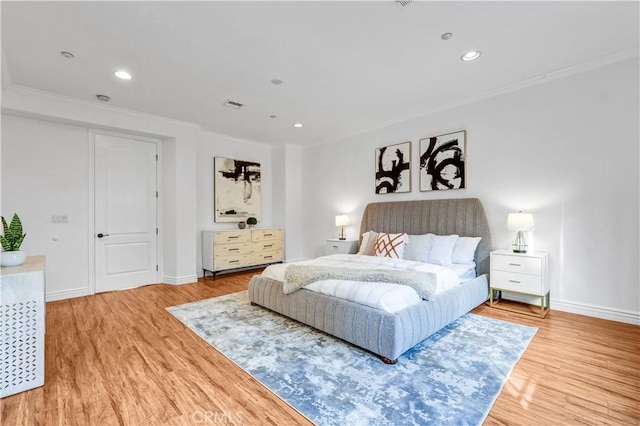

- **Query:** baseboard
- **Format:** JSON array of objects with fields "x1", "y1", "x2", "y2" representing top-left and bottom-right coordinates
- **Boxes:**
[
  {"x1": 46, "y1": 288, "x2": 89, "y2": 302},
  {"x1": 552, "y1": 299, "x2": 639, "y2": 325},
  {"x1": 162, "y1": 274, "x2": 198, "y2": 285}
]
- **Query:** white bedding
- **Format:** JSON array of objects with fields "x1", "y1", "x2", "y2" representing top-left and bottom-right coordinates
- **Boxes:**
[{"x1": 261, "y1": 254, "x2": 471, "y2": 314}]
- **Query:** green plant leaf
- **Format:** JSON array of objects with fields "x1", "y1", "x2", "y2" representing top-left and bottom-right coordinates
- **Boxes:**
[
  {"x1": 9, "y1": 214, "x2": 23, "y2": 238},
  {"x1": 1, "y1": 217, "x2": 9, "y2": 237}
]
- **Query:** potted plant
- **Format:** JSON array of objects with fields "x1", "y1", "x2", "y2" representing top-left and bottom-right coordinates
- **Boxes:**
[
  {"x1": 246, "y1": 217, "x2": 258, "y2": 228},
  {"x1": 1, "y1": 213, "x2": 27, "y2": 267}
]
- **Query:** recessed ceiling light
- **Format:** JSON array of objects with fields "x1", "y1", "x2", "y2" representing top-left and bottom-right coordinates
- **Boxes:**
[
  {"x1": 60, "y1": 51, "x2": 74, "y2": 59},
  {"x1": 114, "y1": 70, "x2": 133, "y2": 80},
  {"x1": 441, "y1": 32, "x2": 453, "y2": 41},
  {"x1": 293, "y1": 123, "x2": 304, "y2": 128},
  {"x1": 461, "y1": 50, "x2": 481, "y2": 62},
  {"x1": 96, "y1": 94, "x2": 111, "y2": 102},
  {"x1": 271, "y1": 79, "x2": 283, "y2": 85}
]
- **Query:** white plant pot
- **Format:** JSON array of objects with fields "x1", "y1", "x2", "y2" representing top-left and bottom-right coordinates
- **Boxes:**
[{"x1": 1, "y1": 251, "x2": 26, "y2": 267}]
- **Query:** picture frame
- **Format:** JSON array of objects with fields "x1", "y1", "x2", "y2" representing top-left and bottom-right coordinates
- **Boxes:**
[
  {"x1": 375, "y1": 141, "x2": 411, "y2": 194},
  {"x1": 419, "y1": 130, "x2": 466, "y2": 192},
  {"x1": 214, "y1": 157, "x2": 262, "y2": 222}
]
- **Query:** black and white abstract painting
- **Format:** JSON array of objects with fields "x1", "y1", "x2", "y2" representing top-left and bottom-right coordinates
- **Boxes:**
[
  {"x1": 214, "y1": 157, "x2": 261, "y2": 222},
  {"x1": 419, "y1": 131, "x2": 466, "y2": 192},
  {"x1": 375, "y1": 141, "x2": 411, "y2": 194}
]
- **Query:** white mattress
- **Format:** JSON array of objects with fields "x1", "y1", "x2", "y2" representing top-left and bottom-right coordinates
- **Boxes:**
[{"x1": 261, "y1": 254, "x2": 475, "y2": 314}]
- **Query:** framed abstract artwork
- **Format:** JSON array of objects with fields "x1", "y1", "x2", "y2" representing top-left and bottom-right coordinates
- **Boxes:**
[
  {"x1": 375, "y1": 141, "x2": 411, "y2": 194},
  {"x1": 214, "y1": 157, "x2": 262, "y2": 222},
  {"x1": 419, "y1": 130, "x2": 466, "y2": 192}
]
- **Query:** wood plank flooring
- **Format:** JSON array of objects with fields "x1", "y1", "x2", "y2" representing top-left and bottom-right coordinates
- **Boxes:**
[{"x1": 2, "y1": 271, "x2": 638, "y2": 425}]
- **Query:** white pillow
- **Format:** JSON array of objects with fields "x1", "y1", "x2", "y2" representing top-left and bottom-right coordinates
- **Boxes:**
[
  {"x1": 427, "y1": 234, "x2": 459, "y2": 266},
  {"x1": 373, "y1": 233, "x2": 407, "y2": 259},
  {"x1": 452, "y1": 237, "x2": 482, "y2": 264},
  {"x1": 357, "y1": 231, "x2": 378, "y2": 255},
  {"x1": 402, "y1": 234, "x2": 433, "y2": 263}
]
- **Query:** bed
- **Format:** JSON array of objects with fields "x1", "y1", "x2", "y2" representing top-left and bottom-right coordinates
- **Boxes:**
[{"x1": 248, "y1": 198, "x2": 492, "y2": 363}]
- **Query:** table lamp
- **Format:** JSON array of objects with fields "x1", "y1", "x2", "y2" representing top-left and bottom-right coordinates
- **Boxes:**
[
  {"x1": 335, "y1": 215, "x2": 349, "y2": 240},
  {"x1": 507, "y1": 211, "x2": 534, "y2": 253}
]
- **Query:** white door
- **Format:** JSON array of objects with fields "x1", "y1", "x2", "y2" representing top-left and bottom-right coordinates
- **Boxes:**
[{"x1": 95, "y1": 134, "x2": 158, "y2": 292}]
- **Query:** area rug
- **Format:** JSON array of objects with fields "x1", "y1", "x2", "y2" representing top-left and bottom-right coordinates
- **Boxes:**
[{"x1": 167, "y1": 291, "x2": 537, "y2": 426}]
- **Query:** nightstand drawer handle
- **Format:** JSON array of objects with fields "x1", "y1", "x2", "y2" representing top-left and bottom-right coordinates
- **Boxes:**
[
  {"x1": 332, "y1": 245, "x2": 339, "y2": 248},
  {"x1": 508, "y1": 280, "x2": 521, "y2": 284},
  {"x1": 508, "y1": 263, "x2": 521, "y2": 266}
]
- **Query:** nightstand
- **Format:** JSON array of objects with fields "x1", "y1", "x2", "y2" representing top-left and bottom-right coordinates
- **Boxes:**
[
  {"x1": 325, "y1": 239, "x2": 358, "y2": 255},
  {"x1": 489, "y1": 249, "x2": 550, "y2": 318}
]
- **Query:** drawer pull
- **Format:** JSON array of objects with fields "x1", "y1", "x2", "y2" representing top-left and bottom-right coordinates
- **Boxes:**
[
  {"x1": 264, "y1": 256, "x2": 273, "y2": 259},
  {"x1": 264, "y1": 244, "x2": 273, "y2": 248},
  {"x1": 508, "y1": 280, "x2": 521, "y2": 284},
  {"x1": 264, "y1": 233, "x2": 273, "y2": 237},
  {"x1": 332, "y1": 245, "x2": 339, "y2": 248},
  {"x1": 508, "y1": 263, "x2": 521, "y2": 267},
  {"x1": 228, "y1": 248, "x2": 239, "y2": 251},
  {"x1": 229, "y1": 260, "x2": 239, "y2": 264},
  {"x1": 228, "y1": 236, "x2": 240, "y2": 239}
]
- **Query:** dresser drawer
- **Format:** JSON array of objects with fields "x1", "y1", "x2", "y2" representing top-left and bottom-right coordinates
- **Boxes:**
[
  {"x1": 214, "y1": 254, "x2": 253, "y2": 270},
  {"x1": 491, "y1": 254, "x2": 542, "y2": 275},
  {"x1": 491, "y1": 271, "x2": 543, "y2": 295},
  {"x1": 253, "y1": 250, "x2": 283, "y2": 264},
  {"x1": 252, "y1": 229, "x2": 282, "y2": 242},
  {"x1": 253, "y1": 240, "x2": 282, "y2": 252},
  {"x1": 214, "y1": 231, "x2": 251, "y2": 244},
  {"x1": 214, "y1": 242, "x2": 252, "y2": 256}
]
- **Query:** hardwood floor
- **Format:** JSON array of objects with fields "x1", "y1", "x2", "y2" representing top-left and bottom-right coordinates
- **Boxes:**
[{"x1": 2, "y1": 271, "x2": 638, "y2": 425}]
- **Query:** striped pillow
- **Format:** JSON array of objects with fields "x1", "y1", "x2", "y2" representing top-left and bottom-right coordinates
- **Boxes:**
[{"x1": 374, "y1": 233, "x2": 407, "y2": 259}]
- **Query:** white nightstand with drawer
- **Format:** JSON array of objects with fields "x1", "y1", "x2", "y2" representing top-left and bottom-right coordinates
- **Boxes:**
[
  {"x1": 325, "y1": 239, "x2": 358, "y2": 255},
  {"x1": 489, "y1": 249, "x2": 550, "y2": 318}
]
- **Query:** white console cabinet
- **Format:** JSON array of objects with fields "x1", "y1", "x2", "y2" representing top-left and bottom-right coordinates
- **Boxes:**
[{"x1": 1, "y1": 256, "x2": 46, "y2": 398}]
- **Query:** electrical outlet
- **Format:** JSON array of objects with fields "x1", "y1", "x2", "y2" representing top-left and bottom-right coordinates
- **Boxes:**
[{"x1": 51, "y1": 215, "x2": 68, "y2": 224}]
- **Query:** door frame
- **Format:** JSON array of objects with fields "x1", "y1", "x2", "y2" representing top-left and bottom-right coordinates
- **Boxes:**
[{"x1": 88, "y1": 129, "x2": 163, "y2": 295}]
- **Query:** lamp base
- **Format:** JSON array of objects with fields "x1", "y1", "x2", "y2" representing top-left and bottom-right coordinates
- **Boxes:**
[
  {"x1": 512, "y1": 231, "x2": 528, "y2": 253},
  {"x1": 338, "y1": 226, "x2": 346, "y2": 241}
]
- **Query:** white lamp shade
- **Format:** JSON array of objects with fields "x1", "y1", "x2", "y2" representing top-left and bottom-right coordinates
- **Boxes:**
[
  {"x1": 507, "y1": 212, "x2": 534, "y2": 231},
  {"x1": 335, "y1": 215, "x2": 349, "y2": 227}
]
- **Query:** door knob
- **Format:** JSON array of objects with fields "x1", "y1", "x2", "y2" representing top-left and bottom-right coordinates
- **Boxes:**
[{"x1": 97, "y1": 233, "x2": 110, "y2": 238}]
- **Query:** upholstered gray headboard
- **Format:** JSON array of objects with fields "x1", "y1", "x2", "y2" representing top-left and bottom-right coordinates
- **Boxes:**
[{"x1": 359, "y1": 198, "x2": 493, "y2": 276}]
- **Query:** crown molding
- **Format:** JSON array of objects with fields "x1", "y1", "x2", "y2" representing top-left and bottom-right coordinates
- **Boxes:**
[{"x1": 314, "y1": 47, "x2": 639, "y2": 148}]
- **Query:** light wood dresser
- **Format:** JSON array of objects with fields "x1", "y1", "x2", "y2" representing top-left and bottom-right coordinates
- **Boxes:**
[{"x1": 202, "y1": 228, "x2": 283, "y2": 278}]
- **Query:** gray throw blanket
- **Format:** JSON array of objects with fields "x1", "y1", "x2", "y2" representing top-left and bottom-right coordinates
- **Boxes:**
[{"x1": 283, "y1": 265, "x2": 437, "y2": 300}]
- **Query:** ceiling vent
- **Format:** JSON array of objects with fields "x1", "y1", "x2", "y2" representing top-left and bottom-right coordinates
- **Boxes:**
[
  {"x1": 223, "y1": 99, "x2": 244, "y2": 109},
  {"x1": 395, "y1": 0, "x2": 413, "y2": 7}
]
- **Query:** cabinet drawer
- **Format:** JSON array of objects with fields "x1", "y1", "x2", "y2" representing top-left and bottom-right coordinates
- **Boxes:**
[
  {"x1": 214, "y1": 243, "x2": 252, "y2": 256},
  {"x1": 253, "y1": 240, "x2": 282, "y2": 252},
  {"x1": 491, "y1": 271, "x2": 543, "y2": 295},
  {"x1": 491, "y1": 254, "x2": 542, "y2": 275},
  {"x1": 214, "y1": 254, "x2": 253, "y2": 270},
  {"x1": 253, "y1": 250, "x2": 282, "y2": 264},
  {"x1": 252, "y1": 229, "x2": 282, "y2": 242},
  {"x1": 214, "y1": 232, "x2": 251, "y2": 244}
]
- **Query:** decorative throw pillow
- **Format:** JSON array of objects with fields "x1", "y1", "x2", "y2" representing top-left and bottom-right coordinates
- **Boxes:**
[
  {"x1": 452, "y1": 237, "x2": 482, "y2": 264},
  {"x1": 402, "y1": 234, "x2": 433, "y2": 263},
  {"x1": 373, "y1": 233, "x2": 407, "y2": 259},
  {"x1": 426, "y1": 234, "x2": 459, "y2": 266},
  {"x1": 357, "y1": 231, "x2": 378, "y2": 255}
]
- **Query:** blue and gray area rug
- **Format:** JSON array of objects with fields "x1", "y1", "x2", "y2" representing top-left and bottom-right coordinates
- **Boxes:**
[{"x1": 167, "y1": 291, "x2": 537, "y2": 426}]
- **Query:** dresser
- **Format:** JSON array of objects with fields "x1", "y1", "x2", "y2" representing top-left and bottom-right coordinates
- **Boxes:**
[
  {"x1": 489, "y1": 249, "x2": 549, "y2": 318},
  {"x1": 202, "y1": 228, "x2": 283, "y2": 278},
  {"x1": 325, "y1": 239, "x2": 359, "y2": 255},
  {"x1": 1, "y1": 256, "x2": 46, "y2": 398}
]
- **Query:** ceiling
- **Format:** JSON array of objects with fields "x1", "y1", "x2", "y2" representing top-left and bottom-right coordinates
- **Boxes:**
[{"x1": 2, "y1": 1, "x2": 638, "y2": 146}]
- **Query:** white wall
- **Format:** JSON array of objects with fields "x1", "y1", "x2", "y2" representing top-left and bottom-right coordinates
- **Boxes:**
[
  {"x1": 1, "y1": 86, "x2": 200, "y2": 298},
  {"x1": 2, "y1": 115, "x2": 91, "y2": 299},
  {"x1": 196, "y1": 130, "x2": 274, "y2": 275},
  {"x1": 301, "y1": 58, "x2": 640, "y2": 324}
]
